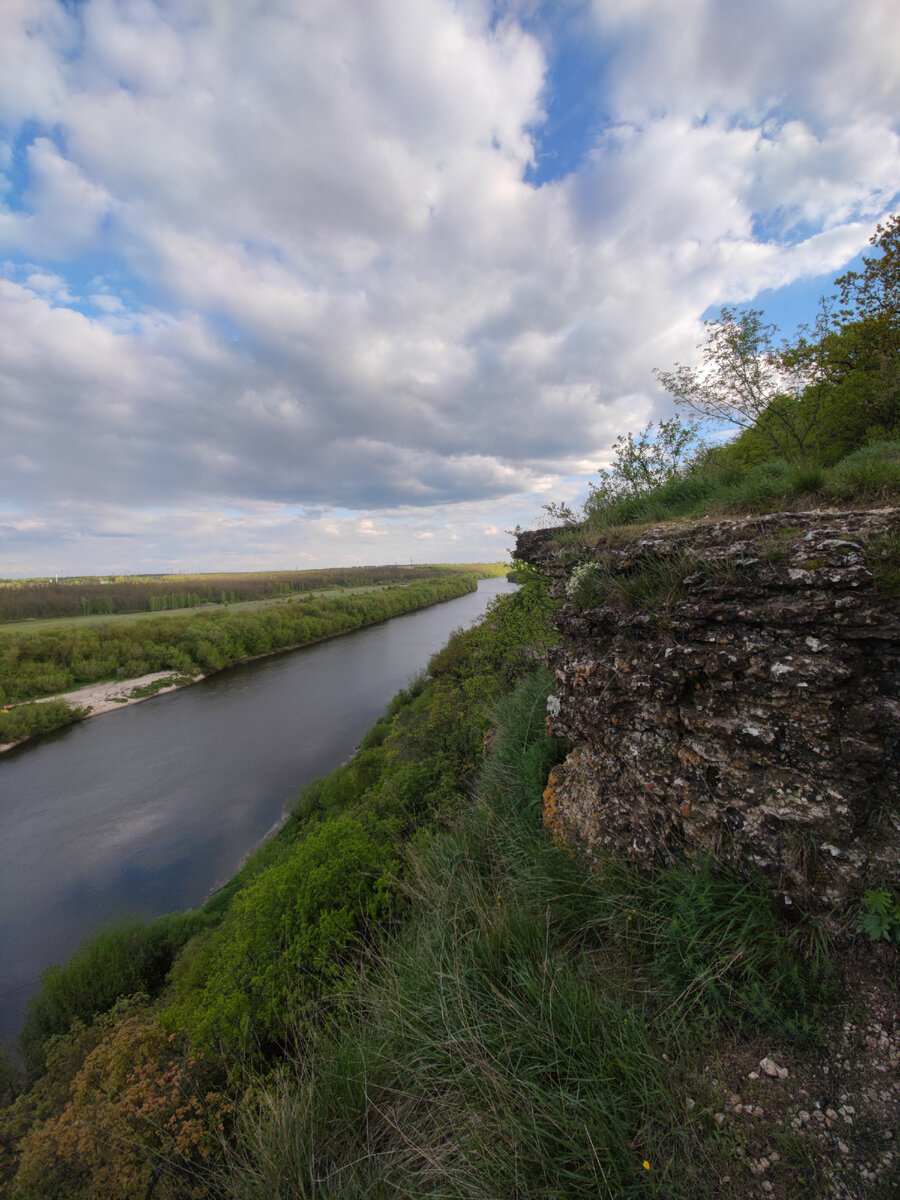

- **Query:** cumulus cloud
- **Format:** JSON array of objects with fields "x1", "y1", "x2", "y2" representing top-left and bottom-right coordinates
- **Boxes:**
[{"x1": 0, "y1": 0, "x2": 898, "y2": 573}]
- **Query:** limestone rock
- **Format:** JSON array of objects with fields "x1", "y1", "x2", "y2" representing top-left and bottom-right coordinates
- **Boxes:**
[{"x1": 517, "y1": 509, "x2": 900, "y2": 920}]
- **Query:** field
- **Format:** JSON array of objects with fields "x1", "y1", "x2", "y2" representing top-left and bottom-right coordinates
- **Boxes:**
[
  {"x1": 0, "y1": 584, "x2": 402, "y2": 635},
  {"x1": 0, "y1": 564, "x2": 504, "y2": 624}
]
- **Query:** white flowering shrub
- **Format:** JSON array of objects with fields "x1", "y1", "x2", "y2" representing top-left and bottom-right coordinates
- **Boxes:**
[{"x1": 565, "y1": 561, "x2": 606, "y2": 609}]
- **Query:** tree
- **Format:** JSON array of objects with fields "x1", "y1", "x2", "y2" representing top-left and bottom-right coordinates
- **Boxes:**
[
  {"x1": 654, "y1": 307, "x2": 821, "y2": 462},
  {"x1": 577, "y1": 413, "x2": 703, "y2": 519},
  {"x1": 836, "y1": 213, "x2": 900, "y2": 325},
  {"x1": 830, "y1": 213, "x2": 900, "y2": 437}
]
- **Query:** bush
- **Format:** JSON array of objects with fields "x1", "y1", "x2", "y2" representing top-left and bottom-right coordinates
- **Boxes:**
[
  {"x1": 20, "y1": 913, "x2": 204, "y2": 1076},
  {"x1": 166, "y1": 816, "x2": 401, "y2": 1054},
  {"x1": 0, "y1": 700, "x2": 86, "y2": 744},
  {"x1": 12, "y1": 1004, "x2": 230, "y2": 1200}
]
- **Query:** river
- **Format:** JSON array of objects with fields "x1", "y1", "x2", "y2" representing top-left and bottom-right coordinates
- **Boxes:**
[{"x1": 0, "y1": 577, "x2": 517, "y2": 1047}]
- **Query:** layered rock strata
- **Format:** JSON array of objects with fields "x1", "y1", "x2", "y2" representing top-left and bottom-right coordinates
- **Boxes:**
[{"x1": 517, "y1": 509, "x2": 900, "y2": 918}]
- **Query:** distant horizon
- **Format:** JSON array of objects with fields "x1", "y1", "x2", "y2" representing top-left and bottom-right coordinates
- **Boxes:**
[
  {"x1": 2, "y1": 1, "x2": 898, "y2": 576},
  {"x1": 0, "y1": 558, "x2": 511, "y2": 584}
]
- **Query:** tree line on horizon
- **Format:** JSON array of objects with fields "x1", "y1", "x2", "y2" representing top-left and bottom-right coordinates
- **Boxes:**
[{"x1": 0, "y1": 564, "x2": 493, "y2": 624}]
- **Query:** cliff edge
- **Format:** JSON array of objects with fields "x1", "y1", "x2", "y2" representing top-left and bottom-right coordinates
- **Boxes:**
[{"x1": 517, "y1": 508, "x2": 900, "y2": 922}]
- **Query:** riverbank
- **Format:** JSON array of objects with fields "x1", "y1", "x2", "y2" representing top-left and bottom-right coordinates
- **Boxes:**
[
  {"x1": 0, "y1": 572, "x2": 493, "y2": 753},
  {"x1": 0, "y1": 673, "x2": 202, "y2": 754},
  {"x1": 0, "y1": 577, "x2": 521, "y2": 1057}
]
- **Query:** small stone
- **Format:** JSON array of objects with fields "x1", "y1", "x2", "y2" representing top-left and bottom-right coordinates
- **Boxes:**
[
  {"x1": 686, "y1": 1098, "x2": 696, "y2": 1110},
  {"x1": 714, "y1": 1112, "x2": 726, "y2": 1125},
  {"x1": 760, "y1": 1057, "x2": 781, "y2": 1077},
  {"x1": 798, "y1": 1110, "x2": 810, "y2": 1123},
  {"x1": 729, "y1": 1093, "x2": 742, "y2": 1107},
  {"x1": 837, "y1": 1140, "x2": 850, "y2": 1154},
  {"x1": 762, "y1": 1182, "x2": 774, "y2": 1194},
  {"x1": 748, "y1": 1070, "x2": 760, "y2": 1080},
  {"x1": 814, "y1": 1110, "x2": 826, "y2": 1123},
  {"x1": 826, "y1": 1107, "x2": 838, "y2": 1121}
]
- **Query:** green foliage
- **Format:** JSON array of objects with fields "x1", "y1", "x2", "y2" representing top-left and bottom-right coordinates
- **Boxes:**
[
  {"x1": 0, "y1": 563, "x2": 505, "y2": 624},
  {"x1": 165, "y1": 815, "x2": 401, "y2": 1055},
  {"x1": 826, "y1": 440, "x2": 900, "y2": 503},
  {"x1": 582, "y1": 413, "x2": 705, "y2": 514},
  {"x1": 573, "y1": 441, "x2": 900, "y2": 533},
  {"x1": 856, "y1": 889, "x2": 900, "y2": 945},
  {"x1": 655, "y1": 306, "x2": 823, "y2": 462},
  {"x1": 124, "y1": 673, "x2": 192, "y2": 698},
  {"x1": 0, "y1": 700, "x2": 87, "y2": 744},
  {"x1": 223, "y1": 671, "x2": 831, "y2": 1199},
  {"x1": 649, "y1": 217, "x2": 900, "y2": 475},
  {"x1": 615, "y1": 860, "x2": 833, "y2": 1041},
  {"x1": 20, "y1": 913, "x2": 205, "y2": 1077},
  {"x1": 566, "y1": 551, "x2": 695, "y2": 614}
]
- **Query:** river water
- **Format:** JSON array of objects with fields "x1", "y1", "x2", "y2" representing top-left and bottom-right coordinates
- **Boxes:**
[{"x1": 0, "y1": 577, "x2": 517, "y2": 1046}]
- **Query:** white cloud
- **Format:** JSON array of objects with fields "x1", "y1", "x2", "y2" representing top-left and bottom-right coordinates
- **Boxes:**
[{"x1": 0, "y1": 0, "x2": 897, "y2": 573}]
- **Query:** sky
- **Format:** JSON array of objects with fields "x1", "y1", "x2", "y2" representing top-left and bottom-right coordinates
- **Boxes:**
[{"x1": 1, "y1": 0, "x2": 899, "y2": 577}]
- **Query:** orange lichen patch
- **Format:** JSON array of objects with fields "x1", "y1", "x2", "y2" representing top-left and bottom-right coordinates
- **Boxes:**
[{"x1": 541, "y1": 770, "x2": 573, "y2": 852}]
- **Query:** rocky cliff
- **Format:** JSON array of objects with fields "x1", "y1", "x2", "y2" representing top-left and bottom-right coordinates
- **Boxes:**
[{"x1": 516, "y1": 508, "x2": 900, "y2": 921}]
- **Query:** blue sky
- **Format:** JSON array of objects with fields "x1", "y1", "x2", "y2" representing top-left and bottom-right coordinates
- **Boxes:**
[{"x1": 1, "y1": 0, "x2": 898, "y2": 576}]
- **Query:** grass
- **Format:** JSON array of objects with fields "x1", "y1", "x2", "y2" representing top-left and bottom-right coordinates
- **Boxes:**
[
  {"x1": 572, "y1": 441, "x2": 900, "y2": 536},
  {"x1": 553, "y1": 442, "x2": 900, "y2": 613},
  {"x1": 220, "y1": 671, "x2": 835, "y2": 1199}
]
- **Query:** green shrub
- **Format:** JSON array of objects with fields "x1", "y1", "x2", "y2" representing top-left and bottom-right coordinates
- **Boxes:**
[
  {"x1": 165, "y1": 815, "x2": 401, "y2": 1054},
  {"x1": 20, "y1": 913, "x2": 204, "y2": 1076},
  {"x1": 578, "y1": 441, "x2": 900, "y2": 532},
  {"x1": 825, "y1": 440, "x2": 900, "y2": 501},
  {"x1": 857, "y1": 889, "x2": 900, "y2": 945},
  {"x1": 0, "y1": 700, "x2": 86, "y2": 744}
]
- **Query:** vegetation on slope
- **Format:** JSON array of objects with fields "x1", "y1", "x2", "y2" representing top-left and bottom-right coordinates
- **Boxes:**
[
  {"x1": 541, "y1": 214, "x2": 900, "y2": 540},
  {"x1": 0, "y1": 572, "x2": 862, "y2": 1199}
]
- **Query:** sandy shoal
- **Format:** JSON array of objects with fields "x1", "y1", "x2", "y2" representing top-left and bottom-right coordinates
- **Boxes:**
[{"x1": 0, "y1": 672, "x2": 204, "y2": 753}]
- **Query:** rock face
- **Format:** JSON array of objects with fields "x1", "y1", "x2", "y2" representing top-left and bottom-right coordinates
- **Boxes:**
[{"x1": 516, "y1": 509, "x2": 900, "y2": 918}]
